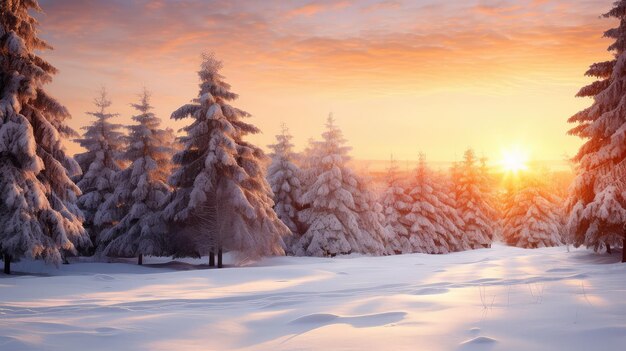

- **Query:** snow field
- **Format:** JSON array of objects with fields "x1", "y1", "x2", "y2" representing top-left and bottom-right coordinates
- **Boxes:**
[{"x1": 1, "y1": 245, "x2": 625, "y2": 351}]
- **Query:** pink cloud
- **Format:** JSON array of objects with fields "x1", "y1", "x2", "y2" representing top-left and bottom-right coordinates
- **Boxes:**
[{"x1": 285, "y1": 1, "x2": 352, "y2": 18}]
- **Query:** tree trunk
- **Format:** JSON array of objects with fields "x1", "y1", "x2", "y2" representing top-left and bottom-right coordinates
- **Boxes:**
[
  {"x1": 607, "y1": 243, "x2": 612, "y2": 255},
  {"x1": 217, "y1": 249, "x2": 223, "y2": 268},
  {"x1": 138, "y1": 254, "x2": 143, "y2": 265},
  {"x1": 209, "y1": 252, "x2": 215, "y2": 267},
  {"x1": 622, "y1": 230, "x2": 626, "y2": 263},
  {"x1": 3, "y1": 254, "x2": 10, "y2": 275}
]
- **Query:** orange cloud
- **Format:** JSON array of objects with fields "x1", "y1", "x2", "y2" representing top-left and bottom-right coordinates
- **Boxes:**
[
  {"x1": 34, "y1": 0, "x2": 618, "y2": 161},
  {"x1": 286, "y1": 1, "x2": 352, "y2": 18}
]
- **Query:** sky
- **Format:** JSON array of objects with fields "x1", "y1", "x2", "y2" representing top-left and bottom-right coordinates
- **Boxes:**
[{"x1": 35, "y1": 0, "x2": 613, "y2": 164}]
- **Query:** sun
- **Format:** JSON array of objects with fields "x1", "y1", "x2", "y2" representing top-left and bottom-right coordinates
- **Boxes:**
[{"x1": 500, "y1": 147, "x2": 529, "y2": 173}]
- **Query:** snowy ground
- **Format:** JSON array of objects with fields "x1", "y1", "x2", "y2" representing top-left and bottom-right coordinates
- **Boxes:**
[{"x1": 1, "y1": 245, "x2": 625, "y2": 351}]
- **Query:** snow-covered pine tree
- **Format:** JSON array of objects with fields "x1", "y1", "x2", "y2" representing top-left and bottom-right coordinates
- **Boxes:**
[
  {"x1": 433, "y1": 170, "x2": 470, "y2": 252},
  {"x1": 295, "y1": 115, "x2": 387, "y2": 256},
  {"x1": 381, "y1": 156, "x2": 413, "y2": 254},
  {"x1": 163, "y1": 53, "x2": 288, "y2": 267},
  {"x1": 296, "y1": 116, "x2": 357, "y2": 256},
  {"x1": 0, "y1": 0, "x2": 90, "y2": 273},
  {"x1": 98, "y1": 89, "x2": 175, "y2": 264},
  {"x1": 567, "y1": 1, "x2": 626, "y2": 259},
  {"x1": 405, "y1": 154, "x2": 461, "y2": 254},
  {"x1": 74, "y1": 89, "x2": 126, "y2": 249},
  {"x1": 299, "y1": 137, "x2": 324, "y2": 190},
  {"x1": 352, "y1": 173, "x2": 392, "y2": 255},
  {"x1": 456, "y1": 149, "x2": 495, "y2": 249},
  {"x1": 479, "y1": 156, "x2": 501, "y2": 240},
  {"x1": 163, "y1": 127, "x2": 180, "y2": 156},
  {"x1": 498, "y1": 174, "x2": 519, "y2": 244},
  {"x1": 503, "y1": 176, "x2": 563, "y2": 248},
  {"x1": 267, "y1": 124, "x2": 303, "y2": 238}
]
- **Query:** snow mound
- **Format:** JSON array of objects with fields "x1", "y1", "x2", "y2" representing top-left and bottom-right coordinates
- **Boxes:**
[
  {"x1": 290, "y1": 313, "x2": 339, "y2": 324},
  {"x1": 413, "y1": 287, "x2": 449, "y2": 295},
  {"x1": 459, "y1": 336, "x2": 497, "y2": 350},
  {"x1": 461, "y1": 336, "x2": 497, "y2": 345},
  {"x1": 290, "y1": 312, "x2": 407, "y2": 328}
]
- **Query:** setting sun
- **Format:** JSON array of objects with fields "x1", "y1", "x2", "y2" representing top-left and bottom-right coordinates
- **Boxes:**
[{"x1": 500, "y1": 148, "x2": 529, "y2": 173}]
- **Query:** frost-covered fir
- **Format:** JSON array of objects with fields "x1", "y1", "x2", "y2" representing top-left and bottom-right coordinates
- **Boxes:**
[
  {"x1": 74, "y1": 89, "x2": 126, "y2": 247},
  {"x1": 404, "y1": 154, "x2": 462, "y2": 254},
  {"x1": 98, "y1": 90, "x2": 174, "y2": 264},
  {"x1": 380, "y1": 156, "x2": 413, "y2": 254},
  {"x1": 567, "y1": 1, "x2": 626, "y2": 256},
  {"x1": 295, "y1": 116, "x2": 387, "y2": 257},
  {"x1": 299, "y1": 137, "x2": 324, "y2": 190},
  {"x1": 503, "y1": 177, "x2": 563, "y2": 248},
  {"x1": 0, "y1": 0, "x2": 90, "y2": 273},
  {"x1": 352, "y1": 174, "x2": 393, "y2": 255},
  {"x1": 267, "y1": 124, "x2": 303, "y2": 236},
  {"x1": 433, "y1": 170, "x2": 471, "y2": 251},
  {"x1": 479, "y1": 156, "x2": 501, "y2": 239},
  {"x1": 455, "y1": 149, "x2": 495, "y2": 249},
  {"x1": 163, "y1": 54, "x2": 288, "y2": 266}
]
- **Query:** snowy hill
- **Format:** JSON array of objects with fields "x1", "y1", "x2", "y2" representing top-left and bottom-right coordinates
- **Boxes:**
[{"x1": 1, "y1": 245, "x2": 625, "y2": 351}]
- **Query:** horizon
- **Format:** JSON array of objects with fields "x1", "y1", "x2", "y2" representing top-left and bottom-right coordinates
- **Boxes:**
[
  {"x1": 350, "y1": 158, "x2": 573, "y2": 173},
  {"x1": 34, "y1": 0, "x2": 610, "y2": 163}
]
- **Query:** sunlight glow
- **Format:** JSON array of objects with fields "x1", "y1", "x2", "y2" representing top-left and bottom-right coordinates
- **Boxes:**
[{"x1": 500, "y1": 147, "x2": 529, "y2": 173}]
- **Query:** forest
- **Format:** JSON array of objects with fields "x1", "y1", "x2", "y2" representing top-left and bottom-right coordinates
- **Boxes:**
[{"x1": 2, "y1": 1, "x2": 626, "y2": 275}]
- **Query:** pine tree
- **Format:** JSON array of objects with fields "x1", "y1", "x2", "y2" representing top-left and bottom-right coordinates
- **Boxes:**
[
  {"x1": 498, "y1": 175, "x2": 519, "y2": 243},
  {"x1": 455, "y1": 149, "x2": 495, "y2": 249},
  {"x1": 163, "y1": 53, "x2": 288, "y2": 267},
  {"x1": 352, "y1": 173, "x2": 392, "y2": 255},
  {"x1": 295, "y1": 116, "x2": 387, "y2": 256},
  {"x1": 295, "y1": 116, "x2": 357, "y2": 256},
  {"x1": 299, "y1": 137, "x2": 324, "y2": 190},
  {"x1": 267, "y1": 124, "x2": 303, "y2": 237},
  {"x1": 479, "y1": 156, "x2": 501, "y2": 239},
  {"x1": 434, "y1": 170, "x2": 471, "y2": 251},
  {"x1": 503, "y1": 176, "x2": 563, "y2": 248},
  {"x1": 380, "y1": 156, "x2": 413, "y2": 254},
  {"x1": 404, "y1": 154, "x2": 462, "y2": 254},
  {"x1": 74, "y1": 89, "x2": 126, "y2": 248},
  {"x1": 0, "y1": 0, "x2": 90, "y2": 273},
  {"x1": 567, "y1": 1, "x2": 626, "y2": 258},
  {"x1": 99, "y1": 89, "x2": 174, "y2": 264}
]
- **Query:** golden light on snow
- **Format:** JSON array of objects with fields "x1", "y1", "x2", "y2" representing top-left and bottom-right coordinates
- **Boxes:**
[{"x1": 499, "y1": 147, "x2": 529, "y2": 173}]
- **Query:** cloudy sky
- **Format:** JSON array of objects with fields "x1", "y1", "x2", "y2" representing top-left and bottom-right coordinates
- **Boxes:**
[{"x1": 36, "y1": 0, "x2": 612, "y2": 163}]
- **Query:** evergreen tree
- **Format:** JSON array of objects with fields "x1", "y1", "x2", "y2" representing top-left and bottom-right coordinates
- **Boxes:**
[
  {"x1": 434, "y1": 170, "x2": 471, "y2": 252},
  {"x1": 295, "y1": 116, "x2": 358, "y2": 256},
  {"x1": 295, "y1": 116, "x2": 387, "y2": 256},
  {"x1": 567, "y1": 1, "x2": 626, "y2": 258},
  {"x1": 352, "y1": 173, "x2": 392, "y2": 255},
  {"x1": 498, "y1": 174, "x2": 520, "y2": 243},
  {"x1": 455, "y1": 149, "x2": 495, "y2": 249},
  {"x1": 479, "y1": 156, "x2": 501, "y2": 239},
  {"x1": 163, "y1": 53, "x2": 288, "y2": 267},
  {"x1": 0, "y1": 0, "x2": 90, "y2": 273},
  {"x1": 503, "y1": 176, "x2": 563, "y2": 248},
  {"x1": 299, "y1": 137, "x2": 324, "y2": 190},
  {"x1": 74, "y1": 89, "x2": 126, "y2": 248},
  {"x1": 381, "y1": 156, "x2": 413, "y2": 254},
  {"x1": 405, "y1": 154, "x2": 462, "y2": 254},
  {"x1": 267, "y1": 124, "x2": 303, "y2": 236},
  {"x1": 99, "y1": 89, "x2": 174, "y2": 264}
]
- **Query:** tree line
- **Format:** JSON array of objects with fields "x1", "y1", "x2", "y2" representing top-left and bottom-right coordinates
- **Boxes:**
[
  {"x1": 2, "y1": 0, "x2": 626, "y2": 275},
  {"x1": 268, "y1": 117, "x2": 566, "y2": 257}
]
